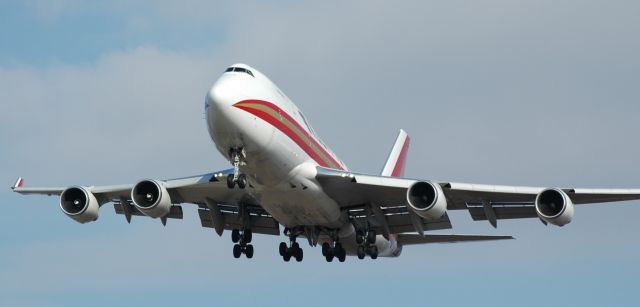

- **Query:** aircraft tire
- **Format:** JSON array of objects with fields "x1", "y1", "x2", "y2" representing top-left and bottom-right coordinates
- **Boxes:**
[
  {"x1": 226, "y1": 174, "x2": 235, "y2": 189},
  {"x1": 295, "y1": 248, "x2": 303, "y2": 262},
  {"x1": 237, "y1": 174, "x2": 247, "y2": 189},
  {"x1": 279, "y1": 242, "x2": 287, "y2": 256},
  {"x1": 231, "y1": 229, "x2": 240, "y2": 243},
  {"x1": 233, "y1": 244, "x2": 242, "y2": 258},
  {"x1": 357, "y1": 246, "x2": 365, "y2": 259}
]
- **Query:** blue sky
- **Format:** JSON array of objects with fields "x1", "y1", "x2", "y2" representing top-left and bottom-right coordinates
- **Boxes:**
[{"x1": 1, "y1": 1, "x2": 640, "y2": 306}]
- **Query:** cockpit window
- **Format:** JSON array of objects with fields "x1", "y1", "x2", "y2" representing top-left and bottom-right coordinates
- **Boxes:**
[{"x1": 224, "y1": 67, "x2": 254, "y2": 77}]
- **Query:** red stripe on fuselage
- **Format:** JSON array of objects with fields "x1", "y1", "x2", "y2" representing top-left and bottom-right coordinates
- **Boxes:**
[{"x1": 233, "y1": 100, "x2": 344, "y2": 170}]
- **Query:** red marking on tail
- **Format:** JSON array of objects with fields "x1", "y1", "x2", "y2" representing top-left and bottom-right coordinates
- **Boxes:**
[{"x1": 390, "y1": 136, "x2": 410, "y2": 177}]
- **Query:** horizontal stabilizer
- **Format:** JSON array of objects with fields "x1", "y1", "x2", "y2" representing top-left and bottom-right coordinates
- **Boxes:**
[{"x1": 397, "y1": 234, "x2": 514, "y2": 245}]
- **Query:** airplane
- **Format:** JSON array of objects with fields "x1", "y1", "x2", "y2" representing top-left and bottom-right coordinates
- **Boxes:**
[{"x1": 12, "y1": 63, "x2": 640, "y2": 262}]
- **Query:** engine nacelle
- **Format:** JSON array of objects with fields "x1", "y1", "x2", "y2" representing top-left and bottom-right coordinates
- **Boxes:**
[
  {"x1": 131, "y1": 179, "x2": 172, "y2": 218},
  {"x1": 535, "y1": 188, "x2": 574, "y2": 226},
  {"x1": 406, "y1": 181, "x2": 447, "y2": 220},
  {"x1": 59, "y1": 186, "x2": 99, "y2": 224}
]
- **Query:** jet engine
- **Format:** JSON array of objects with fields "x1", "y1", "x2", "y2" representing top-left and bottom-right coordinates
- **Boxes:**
[
  {"x1": 535, "y1": 188, "x2": 574, "y2": 226},
  {"x1": 131, "y1": 179, "x2": 172, "y2": 218},
  {"x1": 60, "y1": 186, "x2": 99, "y2": 224},
  {"x1": 406, "y1": 181, "x2": 447, "y2": 220}
]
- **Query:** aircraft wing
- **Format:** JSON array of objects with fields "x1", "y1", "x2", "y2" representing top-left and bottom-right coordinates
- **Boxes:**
[
  {"x1": 316, "y1": 167, "x2": 640, "y2": 229},
  {"x1": 12, "y1": 169, "x2": 280, "y2": 236},
  {"x1": 443, "y1": 183, "x2": 640, "y2": 226}
]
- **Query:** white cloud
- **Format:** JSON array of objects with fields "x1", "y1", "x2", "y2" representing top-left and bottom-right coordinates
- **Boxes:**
[{"x1": 0, "y1": 46, "x2": 230, "y2": 185}]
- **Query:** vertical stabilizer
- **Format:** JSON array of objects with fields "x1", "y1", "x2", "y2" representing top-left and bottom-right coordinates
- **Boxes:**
[{"x1": 381, "y1": 130, "x2": 410, "y2": 177}]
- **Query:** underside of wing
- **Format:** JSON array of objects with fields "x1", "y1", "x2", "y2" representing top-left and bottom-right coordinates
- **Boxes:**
[
  {"x1": 11, "y1": 170, "x2": 280, "y2": 236},
  {"x1": 445, "y1": 184, "x2": 640, "y2": 227},
  {"x1": 316, "y1": 167, "x2": 453, "y2": 235},
  {"x1": 316, "y1": 166, "x2": 640, "y2": 230}
]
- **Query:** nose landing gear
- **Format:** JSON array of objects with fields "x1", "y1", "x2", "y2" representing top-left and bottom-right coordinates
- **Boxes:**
[
  {"x1": 226, "y1": 148, "x2": 247, "y2": 189},
  {"x1": 227, "y1": 173, "x2": 247, "y2": 189}
]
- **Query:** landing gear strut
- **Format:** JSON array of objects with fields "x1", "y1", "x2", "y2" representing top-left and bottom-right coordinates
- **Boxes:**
[
  {"x1": 226, "y1": 148, "x2": 247, "y2": 189},
  {"x1": 231, "y1": 228, "x2": 254, "y2": 258},
  {"x1": 279, "y1": 227, "x2": 303, "y2": 262}
]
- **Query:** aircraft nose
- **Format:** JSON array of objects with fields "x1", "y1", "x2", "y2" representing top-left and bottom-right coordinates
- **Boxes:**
[{"x1": 207, "y1": 79, "x2": 236, "y2": 111}]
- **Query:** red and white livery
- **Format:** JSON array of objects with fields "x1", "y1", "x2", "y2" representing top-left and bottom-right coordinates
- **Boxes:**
[{"x1": 13, "y1": 64, "x2": 640, "y2": 262}]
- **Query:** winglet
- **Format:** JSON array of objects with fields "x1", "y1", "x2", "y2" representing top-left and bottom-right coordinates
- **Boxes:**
[
  {"x1": 12, "y1": 177, "x2": 24, "y2": 190},
  {"x1": 381, "y1": 129, "x2": 410, "y2": 177}
]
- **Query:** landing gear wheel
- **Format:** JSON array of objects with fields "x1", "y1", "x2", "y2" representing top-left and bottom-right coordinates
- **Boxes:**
[
  {"x1": 279, "y1": 242, "x2": 287, "y2": 256},
  {"x1": 295, "y1": 248, "x2": 303, "y2": 262},
  {"x1": 231, "y1": 229, "x2": 240, "y2": 243},
  {"x1": 322, "y1": 242, "x2": 330, "y2": 256},
  {"x1": 245, "y1": 244, "x2": 254, "y2": 258},
  {"x1": 334, "y1": 243, "x2": 346, "y2": 262},
  {"x1": 338, "y1": 254, "x2": 346, "y2": 262},
  {"x1": 233, "y1": 244, "x2": 242, "y2": 258},
  {"x1": 237, "y1": 174, "x2": 247, "y2": 189},
  {"x1": 283, "y1": 250, "x2": 292, "y2": 262},
  {"x1": 357, "y1": 245, "x2": 366, "y2": 259},
  {"x1": 370, "y1": 246, "x2": 378, "y2": 260},
  {"x1": 325, "y1": 253, "x2": 334, "y2": 262},
  {"x1": 244, "y1": 229, "x2": 252, "y2": 243},
  {"x1": 227, "y1": 174, "x2": 235, "y2": 189},
  {"x1": 356, "y1": 234, "x2": 364, "y2": 245},
  {"x1": 367, "y1": 230, "x2": 376, "y2": 244},
  {"x1": 325, "y1": 246, "x2": 335, "y2": 262},
  {"x1": 334, "y1": 242, "x2": 343, "y2": 254}
]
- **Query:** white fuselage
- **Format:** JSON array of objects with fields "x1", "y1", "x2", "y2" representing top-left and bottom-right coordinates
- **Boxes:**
[
  {"x1": 205, "y1": 64, "x2": 348, "y2": 228},
  {"x1": 205, "y1": 64, "x2": 400, "y2": 257}
]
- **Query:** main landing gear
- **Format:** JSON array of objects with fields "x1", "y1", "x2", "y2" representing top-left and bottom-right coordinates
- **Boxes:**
[
  {"x1": 226, "y1": 148, "x2": 247, "y2": 189},
  {"x1": 355, "y1": 229, "x2": 378, "y2": 260},
  {"x1": 279, "y1": 228, "x2": 303, "y2": 262},
  {"x1": 231, "y1": 228, "x2": 254, "y2": 259},
  {"x1": 322, "y1": 232, "x2": 347, "y2": 262},
  {"x1": 279, "y1": 241, "x2": 303, "y2": 262},
  {"x1": 322, "y1": 241, "x2": 346, "y2": 262}
]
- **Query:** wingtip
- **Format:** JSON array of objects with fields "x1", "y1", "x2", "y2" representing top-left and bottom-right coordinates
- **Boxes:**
[{"x1": 12, "y1": 177, "x2": 24, "y2": 190}]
